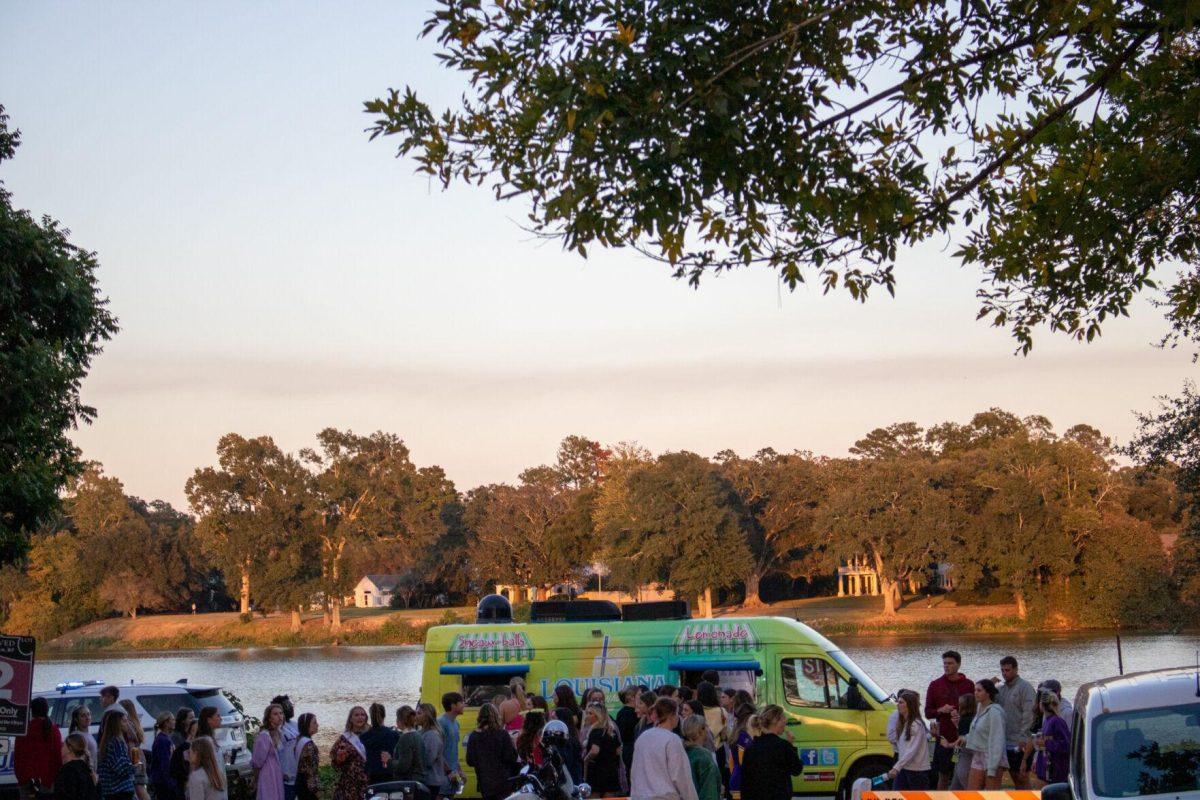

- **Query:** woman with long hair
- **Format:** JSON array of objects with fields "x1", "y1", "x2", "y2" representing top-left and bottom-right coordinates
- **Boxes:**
[
  {"x1": 68, "y1": 707, "x2": 98, "y2": 772},
  {"x1": 945, "y1": 693, "x2": 976, "y2": 790},
  {"x1": 887, "y1": 691, "x2": 930, "y2": 789},
  {"x1": 97, "y1": 711, "x2": 135, "y2": 800},
  {"x1": 150, "y1": 713, "x2": 177, "y2": 800},
  {"x1": 15, "y1": 696, "x2": 63, "y2": 794},
  {"x1": 291, "y1": 715, "x2": 320, "y2": 800},
  {"x1": 169, "y1": 719, "x2": 198, "y2": 800},
  {"x1": 186, "y1": 737, "x2": 226, "y2": 800},
  {"x1": 330, "y1": 707, "x2": 369, "y2": 800},
  {"x1": 738, "y1": 706, "x2": 802, "y2": 800},
  {"x1": 114, "y1": 702, "x2": 148, "y2": 800},
  {"x1": 360, "y1": 703, "x2": 398, "y2": 784},
  {"x1": 466, "y1": 704, "x2": 517, "y2": 800},
  {"x1": 1030, "y1": 692, "x2": 1070, "y2": 786},
  {"x1": 514, "y1": 711, "x2": 545, "y2": 768},
  {"x1": 551, "y1": 687, "x2": 584, "y2": 783},
  {"x1": 726, "y1": 702, "x2": 756, "y2": 793},
  {"x1": 253, "y1": 704, "x2": 285, "y2": 800},
  {"x1": 391, "y1": 707, "x2": 424, "y2": 783},
  {"x1": 682, "y1": 716, "x2": 720, "y2": 800},
  {"x1": 415, "y1": 704, "x2": 447, "y2": 800},
  {"x1": 582, "y1": 704, "x2": 621, "y2": 797},
  {"x1": 196, "y1": 709, "x2": 220, "y2": 740},
  {"x1": 53, "y1": 733, "x2": 96, "y2": 800},
  {"x1": 963, "y1": 679, "x2": 1005, "y2": 790}
]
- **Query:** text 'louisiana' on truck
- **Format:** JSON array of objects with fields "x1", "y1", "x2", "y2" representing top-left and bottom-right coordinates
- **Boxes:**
[{"x1": 420, "y1": 597, "x2": 896, "y2": 799}]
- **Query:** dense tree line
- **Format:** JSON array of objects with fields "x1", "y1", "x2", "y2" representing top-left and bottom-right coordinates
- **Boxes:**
[{"x1": 0, "y1": 409, "x2": 1191, "y2": 640}]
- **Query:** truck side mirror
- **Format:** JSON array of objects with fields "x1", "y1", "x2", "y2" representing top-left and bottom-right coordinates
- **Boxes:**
[{"x1": 1041, "y1": 783, "x2": 1071, "y2": 800}]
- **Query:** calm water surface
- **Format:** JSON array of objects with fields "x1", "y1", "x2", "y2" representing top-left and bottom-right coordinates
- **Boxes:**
[{"x1": 37, "y1": 632, "x2": 1200, "y2": 748}]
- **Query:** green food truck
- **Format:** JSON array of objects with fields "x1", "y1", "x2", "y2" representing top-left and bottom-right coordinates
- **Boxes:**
[{"x1": 420, "y1": 598, "x2": 896, "y2": 798}]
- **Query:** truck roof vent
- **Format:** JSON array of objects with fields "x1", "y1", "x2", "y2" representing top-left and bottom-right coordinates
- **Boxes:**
[
  {"x1": 476, "y1": 594, "x2": 513, "y2": 624},
  {"x1": 530, "y1": 600, "x2": 621, "y2": 623},
  {"x1": 621, "y1": 600, "x2": 691, "y2": 621}
]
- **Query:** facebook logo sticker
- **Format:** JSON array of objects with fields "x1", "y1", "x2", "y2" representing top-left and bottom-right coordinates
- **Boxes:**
[{"x1": 800, "y1": 749, "x2": 819, "y2": 766}]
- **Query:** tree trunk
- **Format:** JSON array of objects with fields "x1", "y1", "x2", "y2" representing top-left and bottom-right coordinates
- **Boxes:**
[
  {"x1": 703, "y1": 587, "x2": 714, "y2": 618},
  {"x1": 240, "y1": 565, "x2": 251, "y2": 615},
  {"x1": 130, "y1": 608, "x2": 138, "y2": 619},
  {"x1": 331, "y1": 597, "x2": 343, "y2": 632},
  {"x1": 1015, "y1": 590, "x2": 1028, "y2": 620},
  {"x1": 880, "y1": 576, "x2": 898, "y2": 615},
  {"x1": 291, "y1": 608, "x2": 302, "y2": 634},
  {"x1": 744, "y1": 573, "x2": 763, "y2": 606}
]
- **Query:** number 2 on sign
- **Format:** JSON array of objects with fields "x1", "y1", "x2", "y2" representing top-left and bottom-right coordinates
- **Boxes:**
[{"x1": 0, "y1": 662, "x2": 14, "y2": 700}]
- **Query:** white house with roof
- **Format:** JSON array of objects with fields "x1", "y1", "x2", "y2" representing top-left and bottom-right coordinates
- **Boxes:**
[{"x1": 353, "y1": 574, "x2": 404, "y2": 608}]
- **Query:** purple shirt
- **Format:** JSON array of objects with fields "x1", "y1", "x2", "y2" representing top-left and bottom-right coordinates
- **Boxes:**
[
  {"x1": 1035, "y1": 714, "x2": 1070, "y2": 783},
  {"x1": 253, "y1": 732, "x2": 285, "y2": 800}
]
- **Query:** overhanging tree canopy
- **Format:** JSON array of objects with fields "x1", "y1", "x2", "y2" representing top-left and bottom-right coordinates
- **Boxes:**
[{"x1": 366, "y1": 1, "x2": 1199, "y2": 351}]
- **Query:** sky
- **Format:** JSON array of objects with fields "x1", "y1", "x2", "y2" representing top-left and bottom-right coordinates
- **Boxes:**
[{"x1": 2, "y1": 1, "x2": 1194, "y2": 509}]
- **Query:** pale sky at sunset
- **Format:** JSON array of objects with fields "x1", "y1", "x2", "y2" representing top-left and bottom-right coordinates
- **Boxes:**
[{"x1": 2, "y1": 2, "x2": 1194, "y2": 509}]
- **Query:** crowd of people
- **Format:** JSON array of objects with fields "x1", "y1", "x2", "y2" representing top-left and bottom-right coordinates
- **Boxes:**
[
  {"x1": 889, "y1": 651, "x2": 1072, "y2": 790},
  {"x1": 10, "y1": 655, "x2": 1073, "y2": 800}
]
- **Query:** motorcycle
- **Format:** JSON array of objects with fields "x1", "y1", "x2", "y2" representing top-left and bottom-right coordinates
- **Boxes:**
[{"x1": 505, "y1": 722, "x2": 590, "y2": 800}]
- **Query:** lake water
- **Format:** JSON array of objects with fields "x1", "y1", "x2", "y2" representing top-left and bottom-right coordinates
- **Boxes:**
[{"x1": 36, "y1": 631, "x2": 1200, "y2": 748}]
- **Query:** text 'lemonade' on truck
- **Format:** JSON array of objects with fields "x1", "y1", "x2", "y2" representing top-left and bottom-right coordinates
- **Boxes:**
[{"x1": 420, "y1": 596, "x2": 896, "y2": 799}]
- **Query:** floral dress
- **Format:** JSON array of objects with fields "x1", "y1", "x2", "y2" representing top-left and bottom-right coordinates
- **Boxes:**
[
  {"x1": 331, "y1": 734, "x2": 369, "y2": 800},
  {"x1": 295, "y1": 740, "x2": 320, "y2": 800}
]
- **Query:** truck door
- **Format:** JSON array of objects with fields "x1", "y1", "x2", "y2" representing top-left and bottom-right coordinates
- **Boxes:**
[{"x1": 777, "y1": 655, "x2": 869, "y2": 793}]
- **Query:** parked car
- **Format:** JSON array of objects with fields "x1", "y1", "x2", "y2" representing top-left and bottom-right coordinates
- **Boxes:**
[
  {"x1": 1044, "y1": 665, "x2": 1200, "y2": 800},
  {"x1": 0, "y1": 680, "x2": 252, "y2": 800}
]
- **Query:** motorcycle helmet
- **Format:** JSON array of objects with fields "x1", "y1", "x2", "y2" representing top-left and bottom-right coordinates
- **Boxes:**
[{"x1": 541, "y1": 718, "x2": 570, "y2": 748}]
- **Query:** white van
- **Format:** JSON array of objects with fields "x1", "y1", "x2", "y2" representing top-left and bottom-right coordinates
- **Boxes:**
[
  {"x1": 0, "y1": 680, "x2": 252, "y2": 799},
  {"x1": 1044, "y1": 666, "x2": 1200, "y2": 800}
]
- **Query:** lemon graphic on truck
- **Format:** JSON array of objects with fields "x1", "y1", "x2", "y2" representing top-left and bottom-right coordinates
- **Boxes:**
[{"x1": 421, "y1": 597, "x2": 896, "y2": 799}]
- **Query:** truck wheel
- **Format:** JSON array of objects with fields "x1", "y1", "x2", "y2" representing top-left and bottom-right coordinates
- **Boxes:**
[{"x1": 838, "y1": 757, "x2": 894, "y2": 800}]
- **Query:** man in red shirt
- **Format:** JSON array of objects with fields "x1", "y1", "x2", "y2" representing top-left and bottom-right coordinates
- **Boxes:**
[{"x1": 925, "y1": 650, "x2": 974, "y2": 789}]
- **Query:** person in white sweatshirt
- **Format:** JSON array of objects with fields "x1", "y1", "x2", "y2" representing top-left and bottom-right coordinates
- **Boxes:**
[
  {"x1": 630, "y1": 698, "x2": 698, "y2": 800},
  {"x1": 963, "y1": 679, "x2": 1006, "y2": 790},
  {"x1": 888, "y1": 692, "x2": 930, "y2": 789}
]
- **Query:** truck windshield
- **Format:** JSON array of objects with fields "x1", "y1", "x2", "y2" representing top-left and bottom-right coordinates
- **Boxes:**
[
  {"x1": 1092, "y1": 701, "x2": 1200, "y2": 797},
  {"x1": 826, "y1": 649, "x2": 888, "y2": 703}
]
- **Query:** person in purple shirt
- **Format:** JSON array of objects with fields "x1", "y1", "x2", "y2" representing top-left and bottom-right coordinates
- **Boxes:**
[
  {"x1": 1032, "y1": 692, "x2": 1070, "y2": 785},
  {"x1": 253, "y1": 705, "x2": 286, "y2": 800}
]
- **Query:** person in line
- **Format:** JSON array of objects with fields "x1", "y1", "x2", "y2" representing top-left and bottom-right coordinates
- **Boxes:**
[
  {"x1": 196, "y1": 710, "x2": 220, "y2": 741},
  {"x1": 149, "y1": 713, "x2": 177, "y2": 800},
  {"x1": 514, "y1": 711, "x2": 545, "y2": 769},
  {"x1": 696, "y1": 683, "x2": 729, "y2": 799},
  {"x1": 579, "y1": 689, "x2": 606, "y2": 746},
  {"x1": 1037, "y1": 680, "x2": 1073, "y2": 724},
  {"x1": 272, "y1": 697, "x2": 298, "y2": 800},
  {"x1": 186, "y1": 737, "x2": 226, "y2": 800},
  {"x1": 465, "y1": 703, "x2": 517, "y2": 800},
  {"x1": 529, "y1": 697, "x2": 549, "y2": 715},
  {"x1": 614, "y1": 688, "x2": 638, "y2": 785},
  {"x1": 681, "y1": 717, "x2": 720, "y2": 800},
  {"x1": 925, "y1": 651, "x2": 974, "y2": 790},
  {"x1": 888, "y1": 691, "x2": 930, "y2": 789},
  {"x1": 886, "y1": 689, "x2": 914, "y2": 756},
  {"x1": 360, "y1": 703, "x2": 399, "y2": 783},
  {"x1": 629, "y1": 698, "x2": 697, "y2": 800},
  {"x1": 169, "y1": 719, "x2": 198, "y2": 800},
  {"x1": 68, "y1": 707, "x2": 98, "y2": 772},
  {"x1": 113, "y1": 703, "x2": 147, "y2": 800},
  {"x1": 97, "y1": 711, "x2": 135, "y2": 800},
  {"x1": 415, "y1": 704, "x2": 448, "y2": 800},
  {"x1": 99, "y1": 688, "x2": 123, "y2": 719},
  {"x1": 726, "y1": 703, "x2": 756, "y2": 793},
  {"x1": 550, "y1": 689, "x2": 584, "y2": 783},
  {"x1": 437, "y1": 693, "x2": 465, "y2": 792},
  {"x1": 253, "y1": 704, "x2": 285, "y2": 800},
  {"x1": 737, "y1": 706, "x2": 802, "y2": 800},
  {"x1": 1029, "y1": 692, "x2": 1070, "y2": 786},
  {"x1": 498, "y1": 678, "x2": 526, "y2": 736},
  {"x1": 291, "y1": 715, "x2": 320, "y2": 800},
  {"x1": 54, "y1": 733, "x2": 97, "y2": 800},
  {"x1": 963, "y1": 679, "x2": 1005, "y2": 790},
  {"x1": 330, "y1": 707, "x2": 369, "y2": 800},
  {"x1": 391, "y1": 707, "x2": 425, "y2": 783},
  {"x1": 994, "y1": 656, "x2": 1036, "y2": 790},
  {"x1": 945, "y1": 692, "x2": 976, "y2": 790},
  {"x1": 15, "y1": 696, "x2": 64, "y2": 796},
  {"x1": 170, "y1": 711, "x2": 194, "y2": 750},
  {"x1": 582, "y1": 703, "x2": 621, "y2": 797}
]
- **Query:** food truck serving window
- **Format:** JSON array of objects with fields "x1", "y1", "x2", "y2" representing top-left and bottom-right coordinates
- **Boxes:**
[{"x1": 439, "y1": 664, "x2": 530, "y2": 708}]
